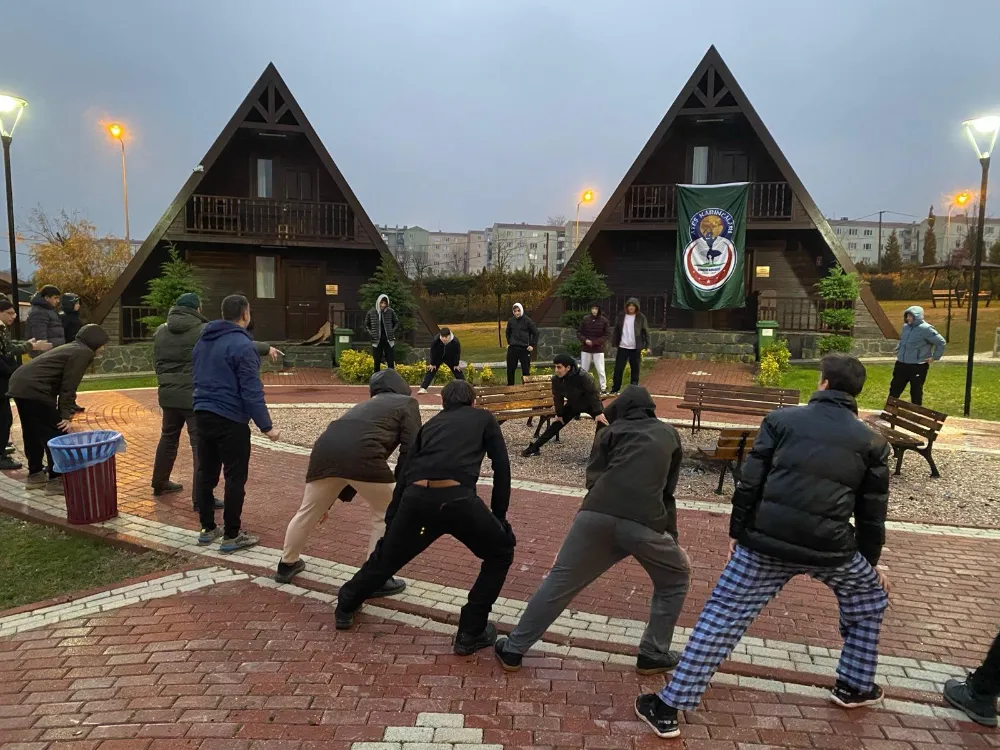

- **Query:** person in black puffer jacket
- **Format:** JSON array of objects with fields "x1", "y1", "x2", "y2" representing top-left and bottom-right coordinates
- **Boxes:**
[
  {"x1": 636, "y1": 354, "x2": 892, "y2": 740},
  {"x1": 522, "y1": 353, "x2": 607, "y2": 456},
  {"x1": 505, "y1": 302, "x2": 538, "y2": 384},
  {"x1": 25, "y1": 286, "x2": 65, "y2": 357}
]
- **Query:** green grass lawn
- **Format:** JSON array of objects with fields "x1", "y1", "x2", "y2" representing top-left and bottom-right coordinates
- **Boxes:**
[
  {"x1": 0, "y1": 515, "x2": 177, "y2": 611},
  {"x1": 443, "y1": 322, "x2": 509, "y2": 362},
  {"x1": 80, "y1": 375, "x2": 158, "y2": 392},
  {"x1": 878, "y1": 299, "x2": 1000, "y2": 354},
  {"x1": 783, "y1": 362, "x2": 1000, "y2": 421}
]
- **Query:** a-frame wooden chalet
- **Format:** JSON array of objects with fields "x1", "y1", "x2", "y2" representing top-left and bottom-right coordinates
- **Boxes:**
[
  {"x1": 533, "y1": 46, "x2": 897, "y2": 346},
  {"x1": 93, "y1": 63, "x2": 438, "y2": 344}
]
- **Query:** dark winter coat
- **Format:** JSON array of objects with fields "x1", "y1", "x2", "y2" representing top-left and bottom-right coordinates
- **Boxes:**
[
  {"x1": 552, "y1": 362, "x2": 603, "y2": 419},
  {"x1": 611, "y1": 297, "x2": 650, "y2": 350},
  {"x1": 192, "y1": 320, "x2": 272, "y2": 433},
  {"x1": 582, "y1": 386, "x2": 682, "y2": 538},
  {"x1": 60, "y1": 294, "x2": 82, "y2": 344},
  {"x1": 428, "y1": 334, "x2": 461, "y2": 369},
  {"x1": 0, "y1": 324, "x2": 32, "y2": 380},
  {"x1": 364, "y1": 294, "x2": 399, "y2": 345},
  {"x1": 25, "y1": 293, "x2": 65, "y2": 355},
  {"x1": 505, "y1": 306, "x2": 538, "y2": 349},
  {"x1": 730, "y1": 390, "x2": 891, "y2": 567},
  {"x1": 577, "y1": 306, "x2": 611, "y2": 354},
  {"x1": 8, "y1": 324, "x2": 109, "y2": 419},
  {"x1": 306, "y1": 369, "x2": 421, "y2": 485}
]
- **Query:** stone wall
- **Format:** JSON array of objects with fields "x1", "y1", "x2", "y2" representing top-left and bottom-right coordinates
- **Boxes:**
[{"x1": 95, "y1": 344, "x2": 153, "y2": 374}]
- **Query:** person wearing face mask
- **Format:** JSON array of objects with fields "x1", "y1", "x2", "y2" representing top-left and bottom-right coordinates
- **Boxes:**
[
  {"x1": 0, "y1": 297, "x2": 52, "y2": 471},
  {"x1": 505, "y1": 303, "x2": 538, "y2": 385},
  {"x1": 418, "y1": 327, "x2": 462, "y2": 394}
]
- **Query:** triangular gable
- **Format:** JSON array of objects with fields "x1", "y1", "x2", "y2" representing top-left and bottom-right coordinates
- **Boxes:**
[
  {"x1": 92, "y1": 63, "x2": 438, "y2": 335},
  {"x1": 532, "y1": 46, "x2": 896, "y2": 338}
]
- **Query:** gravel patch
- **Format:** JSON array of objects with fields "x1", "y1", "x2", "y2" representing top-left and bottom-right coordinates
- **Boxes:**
[{"x1": 269, "y1": 406, "x2": 1000, "y2": 529}]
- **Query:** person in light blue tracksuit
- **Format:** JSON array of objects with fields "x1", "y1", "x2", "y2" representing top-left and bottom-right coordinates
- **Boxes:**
[{"x1": 888, "y1": 305, "x2": 946, "y2": 406}]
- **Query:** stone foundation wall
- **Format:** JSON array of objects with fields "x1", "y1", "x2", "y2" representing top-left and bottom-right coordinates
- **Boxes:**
[{"x1": 95, "y1": 344, "x2": 153, "y2": 374}]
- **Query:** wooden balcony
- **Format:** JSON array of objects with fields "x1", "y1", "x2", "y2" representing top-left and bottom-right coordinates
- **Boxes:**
[
  {"x1": 611, "y1": 182, "x2": 798, "y2": 224},
  {"x1": 186, "y1": 195, "x2": 355, "y2": 241},
  {"x1": 757, "y1": 292, "x2": 854, "y2": 333}
]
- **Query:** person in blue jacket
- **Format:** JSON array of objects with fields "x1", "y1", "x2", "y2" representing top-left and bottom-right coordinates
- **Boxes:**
[
  {"x1": 192, "y1": 294, "x2": 281, "y2": 554},
  {"x1": 888, "y1": 305, "x2": 946, "y2": 406}
]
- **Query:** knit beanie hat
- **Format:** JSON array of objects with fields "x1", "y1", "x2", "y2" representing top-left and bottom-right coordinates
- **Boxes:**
[{"x1": 175, "y1": 293, "x2": 201, "y2": 310}]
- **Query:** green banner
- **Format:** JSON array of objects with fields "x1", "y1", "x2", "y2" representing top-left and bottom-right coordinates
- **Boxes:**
[{"x1": 671, "y1": 182, "x2": 749, "y2": 311}]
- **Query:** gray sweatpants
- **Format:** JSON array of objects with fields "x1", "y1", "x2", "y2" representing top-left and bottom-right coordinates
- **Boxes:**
[{"x1": 505, "y1": 510, "x2": 690, "y2": 658}]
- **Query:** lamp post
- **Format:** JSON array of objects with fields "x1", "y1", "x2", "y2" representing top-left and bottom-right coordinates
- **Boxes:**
[
  {"x1": 944, "y1": 191, "x2": 970, "y2": 341},
  {"x1": 575, "y1": 189, "x2": 594, "y2": 251},
  {"x1": 0, "y1": 94, "x2": 27, "y2": 339},
  {"x1": 960, "y1": 115, "x2": 1000, "y2": 417},
  {"x1": 108, "y1": 123, "x2": 130, "y2": 252}
]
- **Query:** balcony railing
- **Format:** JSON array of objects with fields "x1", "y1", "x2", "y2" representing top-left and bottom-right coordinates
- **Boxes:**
[
  {"x1": 757, "y1": 293, "x2": 854, "y2": 333},
  {"x1": 186, "y1": 195, "x2": 355, "y2": 241},
  {"x1": 618, "y1": 182, "x2": 794, "y2": 223}
]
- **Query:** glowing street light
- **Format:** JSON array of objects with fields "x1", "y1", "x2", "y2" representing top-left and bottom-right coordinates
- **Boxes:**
[
  {"x1": 575, "y1": 189, "x2": 595, "y2": 250},
  {"x1": 0, "y1": 94, "x2": 27, "y2": 338},
  {"x1": 107, "y1": 122, "x2": 131, "y2": 254}
]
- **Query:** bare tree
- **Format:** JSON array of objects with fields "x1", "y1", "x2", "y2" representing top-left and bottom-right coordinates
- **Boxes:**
[
  {"x1": 482, "y1": 234, "x2": 519, "y2": 345},
  {"x1": 445, "y1": 244, "x2": 467, "y2": 276},
  {"x1": 547, "y1": 214, "x2": 568, "y2": 227}
]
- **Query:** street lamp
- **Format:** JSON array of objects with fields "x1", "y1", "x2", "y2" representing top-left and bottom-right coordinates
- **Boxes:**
[
  {"x1": 575, "y1": 189, "x2": 595, "y2": 251},
  {"x1": 960, "y1": 114, "x2": 1000, "y2": 417},
  {"x1": 0, "y1": 94, "x2": 27, "y2": 338},
  {"x1": 107, "y1": 122, "x2": 131, "y2": 254}
]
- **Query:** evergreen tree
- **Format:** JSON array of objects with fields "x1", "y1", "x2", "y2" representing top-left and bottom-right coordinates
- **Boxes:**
[
  {"x1": 989, "y1": 238, "x2": 1000, "y2": 265},
  {"x1": 139, "y1": 243, "x2": 203, "y2": 330},
  {"x1": 881, "y1": 230, "x2": 902, "y2": 273},
  {"x1": 359, "y1": 257, "x2": 417, "y2": 337},
  {"x1": 922, "y1": 206, "x2": 937, "y2": 265},
  {"x1": 554, "y1": 251, "x2": 612, "y2": 327}
]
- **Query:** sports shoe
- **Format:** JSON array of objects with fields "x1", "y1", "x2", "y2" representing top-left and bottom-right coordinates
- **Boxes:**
[
  {"x1": 197, "y1": 527, "x2": 223, "y2": 545},
  {"x1": 454, "y1": 622, "x2": 497, "y2": 656},
  {"x1": 521, "y1": 444, "x2": 540, "y2": 457},
  {"x1": 417, "y1": 388, "x2": 428, "y2": 394},
  {"x1": 0, "y1": 456, "x2": 23, "y2": 471},
  {"x1": 44, "y1": 477, "x2": 64, "y2": 496},
  {"x1": 219, "y1": 530, "x2": 259, "y2": 555},
  {"x1": 153, "y1": 480, "x2": 183, "y2": 496},
  {"x1": 370, "y1": 577, "x2": 407, "y2": 598},
  {"x1": 636, "y1": 651, "x2": 680, "y2": 675},
  {"x1": 334, "y1": 606, "x2": 356, "y2": 630},
  {"x1": 943, "y1": 678, "x2": 998, "y2": 727},
  {"x1": 634, "y1": 693, "x2": 680, "y2": 738},
  {"x1": 494, "y1": 637, "x2": 522, "y2": 672},
  {"x1": 25, "y1": 472, "x2": 48, "y2": 491},
  {"x1": 830, "y1": 681, "x2": 884, "y2": 709},
  {"x1": 275, "y1": 559, "x2": 306, "y2": 584}
]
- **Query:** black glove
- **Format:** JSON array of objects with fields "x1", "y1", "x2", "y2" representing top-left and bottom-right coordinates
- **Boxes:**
[{"x1": 338, "y1": 484, "x2": 357, "y2": 503}]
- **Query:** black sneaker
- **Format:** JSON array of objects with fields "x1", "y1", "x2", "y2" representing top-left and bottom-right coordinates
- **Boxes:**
[
  {"x1": 943, "y1": 678, "x2": 998, "y2": 727},
  {"x1": 0, "y1": 456, "x2": 22, "y2": 471},
  {"x1": 192, "y1": 497, "x2": 225, "y2": 511},
  {"x1": 275, "y1": 559, "x2": 306, "y2": 584},
  {"x1": 370, "y1": 577, "x2": 406, "y2": 598},
  {"x1": 830, "y1": 681, "x2": 884, "y2": 709},
  {"x1": 494, "y1": 637, "x2": 522, "y2": 672},
  {"x1": 454, "y1": 622, "x2": 497, "y2": 656},
  {"x1": 334, "y1": 606, "x2": 356, "y2": 631},
  {"x1": 153, "y1": 480, "x2": 183, "y2": 496},
  {"x1": 521, "y1": 444, "x2": 540, "y2": 457},
  {"x1": 634, "y1": 693, "x2": 680, "y2": 739},
  {"x1": 636, "y1": 651, "x2": 680, "y2": 675}
]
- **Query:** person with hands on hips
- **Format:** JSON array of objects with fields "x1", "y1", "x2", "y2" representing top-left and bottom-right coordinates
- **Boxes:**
[
  {"x1": 888, "y1": 305, "x2": 946, "y2": 406},
  {"x1": 505, "y1": 302, "x2": 538, "y2": 384},
  {"x1": 365, "y1": 293, "x2": 399, "y2": 372}
]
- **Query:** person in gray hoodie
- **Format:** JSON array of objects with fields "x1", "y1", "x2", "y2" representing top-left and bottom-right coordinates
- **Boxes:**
[{"x1": 888, "y1": 305, "x2": 946, "y2": 406}]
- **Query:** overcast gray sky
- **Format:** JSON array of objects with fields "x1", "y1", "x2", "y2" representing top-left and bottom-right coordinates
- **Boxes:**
[{"x1": 2, "y1": 0, "x2": 998, "y2": 271}]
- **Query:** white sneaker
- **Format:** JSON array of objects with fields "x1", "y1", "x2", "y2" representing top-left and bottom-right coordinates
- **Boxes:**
[{"x1": 417, "y1": 388, "x2": 428, "y2": 394}]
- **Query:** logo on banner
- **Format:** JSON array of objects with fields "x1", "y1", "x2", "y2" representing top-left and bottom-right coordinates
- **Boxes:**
[{"x1": 682, "y1": 208, "x2": 738, "y2": 292}]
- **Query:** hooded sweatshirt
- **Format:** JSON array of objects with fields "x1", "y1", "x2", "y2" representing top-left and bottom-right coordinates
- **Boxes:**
[
  {"x1": 192, "y1": 319, "x2": 272, "y2": 432},
  {"x1": 612, "y1": 297, "x2": 650, "y2": 350},
  {"x1": 577, "y1": 303, "x2": 611, "y2": 354},
  {"x1": 25, "y1": 292, "x2": 65, "y2": 354},
  {"x1": 428, "y1": 332, "x2": 461, "y2": 369},
  {"x1": 364, "y1": 294, "x2": 400, "y2": 345},
  {"x1": 306, "y1": 368, "x2": 421, "y2": 484},
  {"x1": 505, "y1": 303, "x2": 538, "y2": 349},
  {"x1": 60, "y1": 294, "x2": 82, "y2": 343},
  {"x1": 552, "y1": 360, "x2": 604, "y2": 418},
  {"x1": 8, "y1": 324, "x2": 109, "y2": 419},
  {"x1": 580, "y1": 385, "x2": 683, "y2": 538},
  {"x1": 896, "y1": 305, "x2": 946, "y2": 364}
]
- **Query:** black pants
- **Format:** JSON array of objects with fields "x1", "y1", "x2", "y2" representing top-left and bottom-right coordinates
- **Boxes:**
[
  {"x1": 373, "y1": 340, "x2": 395, "y2": 371},
  {"x1": 194, "y1": 411, "x2": 251, "y2": 538},
  {"x1": 534, "y1": 408, "x2": 604, "y2": 448},
  {"x1": 13, "y1": 398, "x2": 63, "y2": 478},
  {"x1": 0, "y1": 381, "x2": 12, "y2": 449},
  {"x1": 612, "y1": 347, "x2": 641, "y2": 392},
  {"x1": 152, "y1": 407, "x2": 198, "y2": 492},
  {"x1": 506, "y1": 346, "x2": 531, "y2": 385},
  {"x1": 888, "y1": 361, "x2": 929, "y2": 406},
  {"x1": 337, "y1": 485, "x2": 515, "y2": 634},
  {"x1": 970, "y1": 631, "x2": 1000, "y2": 697},
  {"x1": 420, "y1": 364, "x2": 464, "y2": 390}
]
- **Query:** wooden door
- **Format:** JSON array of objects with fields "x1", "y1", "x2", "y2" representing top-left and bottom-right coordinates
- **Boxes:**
[{"x1": 285, "y1": 261, "x2": 325, "y2": 340}]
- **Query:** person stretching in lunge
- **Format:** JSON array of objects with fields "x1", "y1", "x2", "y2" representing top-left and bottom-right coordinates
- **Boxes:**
[
  {"x1": 635, "y1": 353, "x2": 891, "y2": 739},
  {"x1": 418, "y1": 327, "x2": 462, "y2": 394},
  {"x1": 275, "y1": 368, "x2": 419, "y2": 599},
  {"x1": 497, "y1": 385, "x2": 689, "y2": 675},
  {"x1": 335, "y1": 380, "x2": 515, "y2": 657},
  {"x1": 522, "y1": 353, "x2": 607, "y2": 457}
]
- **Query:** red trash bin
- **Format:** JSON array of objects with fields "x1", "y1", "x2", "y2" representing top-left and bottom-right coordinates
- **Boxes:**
[{"x1": 48, "y1": 431, "x2": 125, "y2": 525}]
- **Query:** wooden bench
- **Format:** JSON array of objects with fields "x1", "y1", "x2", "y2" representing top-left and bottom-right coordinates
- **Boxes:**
[
  {"x1": 475, "y1": 381, "x2": 555, "y2": 438},
  {"x1": 867, "y1": 397, "x2": 947, "y2": 478},
  {"x1": 695, "y1": 428, "x2": 758, "y2": 495},
  {"x1": 522, "y1": 374, "x2": 556, "y2": 437},
  {"x1": 678, "y1": 382, "x2": 800, "y2": 433},
  {"x1": 931, "y1": 289, "x2": 964, "y2": 308}
]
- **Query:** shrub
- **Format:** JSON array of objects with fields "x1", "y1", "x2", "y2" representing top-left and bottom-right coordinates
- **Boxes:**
[
  {"x1": 820, "y1": 308, "x2": 856, "y2": 332},
  {"x1": 818, "y1": 335, "x2": 854, "y2": 355},
  {"x1": 338, "y1": 349, "x2": 375, "y2": 383},
  {"x1": 562, "y1": 340, "x2": 582, "y2": 358},
  {"x1": 337, "y1": 348, "x2": 500, "y2": 386},
  {"x1": 861, "y1": 271, "x2": 932, "y2": 300},
  {"x1": 754, "y1": 355, "x2": 782, "y2": 388},
  {"x1": 759, "y1": 338, "x2": 791, "y2": 372},
  {"x1": 559, "y1": 310, "x2": 587, "y2": 329}
]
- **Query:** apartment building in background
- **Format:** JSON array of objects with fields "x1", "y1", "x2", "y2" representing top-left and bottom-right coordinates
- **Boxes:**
[
  {"x1": 486, "y1": 222, "x2": 563, "y2": 274},
  {"x1": 377, "y1": 225, "x2": 431, "y2": 277},
  {"x1": 427, "y1": 231, "x2": 469, "y2": 275},
  {"x1": 467, "y1": 230, "x2": 487, "y2": 274},
  {"x1": 829, "y1": 213, "x2": 1000, "y2": 266}
]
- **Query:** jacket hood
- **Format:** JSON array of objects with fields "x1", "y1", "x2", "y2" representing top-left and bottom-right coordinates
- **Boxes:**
[
  {"x1": 904, "y1": 305, "x2": 924, "y2": 323},
  {"x1": 625, "y1": 297, "x2": 641, "y2": 312},
  {"x1": 76, "y1": 324, "x2": 109, "y2": 351},
  {"x1": 609, "y1": 385, "x2": 656, "y2": 421},
  {"x1": 369, "y1": 368, "x2": 411, "y2": 397},
  {"x1": 376, "y1": 294, "x2": 390, "y2": 309},
  {"x1": 512, "y1": 302, "x2": 524, "y2": 315},
  {"x1": 200, "y1": 319, "x2": 250, "y2": 343},
  {"x1": 808, "y1": 389, "x2": 859, "y2": 414},
  {"x1": 166, "y1": 305, "x2": 208, "y2": 334},
  {"x1": 60, "y1": 294, "x2": 80, "y2": 315},
  {"x1": 30, "y1": 292, "x2": 54, "y2": 309},
  {"x1": 588, "y1": 302, "x2": 603, "y2": 316}
]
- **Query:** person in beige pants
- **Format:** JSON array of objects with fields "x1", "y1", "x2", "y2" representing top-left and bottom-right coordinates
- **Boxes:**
[{"x1": 275, "y1": 369, "x2": 420, "y2": 597}]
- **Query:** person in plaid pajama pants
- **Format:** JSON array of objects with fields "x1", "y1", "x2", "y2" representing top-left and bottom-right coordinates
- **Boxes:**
[{"x1": 636, "y1": 354, "x2": 891, "y2": 739}]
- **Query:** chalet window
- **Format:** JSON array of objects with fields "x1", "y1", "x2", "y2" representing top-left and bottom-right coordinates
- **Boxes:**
[
  {"x1": 691, "y1": 146, "x2": 709, "y2": 184},
  {"x1": 255, "y1": 256, "x2": 276, "y2": 299},
  {"x1": 256, "y1": 159, "x2": 273, "y2": 198}
]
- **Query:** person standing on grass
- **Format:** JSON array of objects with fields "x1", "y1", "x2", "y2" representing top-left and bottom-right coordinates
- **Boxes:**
[
  {"x1": 335, "y1": 380, "x2": 515, "y2": 658},
  {"x1": 151, "y1": 292, "x2": 279, "y2": 509},
  {"x1": 505, "y1": 302, "x2": 537, "y2": 384},
  {"x1": 578, "y1": 302, "x2": 610, "y2": 393},
  {"x1": 888, "y1": 305, "x2": 946, "y2": 407},
  {"x1": 192, "y1": 294, "x2": 280, "y2": 554},
  {"x1": 635, "y1": 353, "x2": 891, "y2": 740},
  {"x1": 365, "y1": 294, "x2": 399, "y2": 372},
  {"x1": 522, "y1": 353, "x2": 607, "y2": 457},
  {"x1": 0, "y1": 298, "x2": 52, "y2": 471},
  {"x1": 275, "y1": 368, "x2": 420, "y2": 598},
  {"x1": 610, "y1": 297, "x2": 650, "y2": 394},
  {"x1": 944, "y1": 631, "x2": 1000, "y2": 727},
  {"x1": 7, "y1": 324, "x2": 108, "y2": 496},
  {"x1": 25, "y1": 285, "x2": 65, "y2": 358},
  {"x1": 418, "y1": 327, "x2": 462, "y2": 394},
  {"x1": 497, "y1": 385, "x2": 689, "y2": 676}
]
